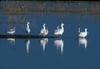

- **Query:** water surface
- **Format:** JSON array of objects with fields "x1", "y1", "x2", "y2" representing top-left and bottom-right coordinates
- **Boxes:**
[{"x1": 0, "y1": 12, "x2": 100, "y2": 69}]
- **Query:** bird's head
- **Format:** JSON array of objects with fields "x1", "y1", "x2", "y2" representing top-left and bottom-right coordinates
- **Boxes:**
[
  {"x1": 43, "y1": 24, "x2": 46, "y2": 27},
  {"x1": 27, "y1": 22, "x2": 30, "y2": 25},
  {"x1": 43, "y1": 24, "x2": 46, "y2": 26},
  {"x1": 85, "y1": 28, "x2": 87, "y2": 31},
  {"x1": 61, "y1": 23, "x2": 64, "y2": 26},
  {"x1": 85, "y1": 28, "x2": 88, "y2": 33}
]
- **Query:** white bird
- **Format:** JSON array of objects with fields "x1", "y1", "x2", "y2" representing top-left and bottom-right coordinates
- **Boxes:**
[
  {"x1": 79, "y1": 38, "x2": 87, "y2": 48},
  {"x1": 26, "y1": 22, "x2": 30, "y2": 34},
  {"x1": 40, "y1": 24, "x2": 48, "y2": 36},
  {"x1": 54, "y1": 23, "x2": 64, "y2": 36},
  {"x1": 78, "y1": 28, "x2": 88, "y2": 38},
  {"x1": 54, "y1": 39, "x2": 64, "y2": 54},
  {"x1": 40, "y1": 38, "x2": 48, "y2": 52},
  {"x1": 7, "y1": 27, "x2": 15, "y2": 35}
]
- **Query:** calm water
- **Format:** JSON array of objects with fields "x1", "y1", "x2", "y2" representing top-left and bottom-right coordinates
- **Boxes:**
[{"x1": 0, "y1": 12, "x2": 100, "y2": 69}]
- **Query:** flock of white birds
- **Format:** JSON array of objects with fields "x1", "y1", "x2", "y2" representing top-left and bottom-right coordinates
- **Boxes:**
[
  {"x1": 40, "y1": 23, "x2": 64, "y2": 36},
  {"x1": 6, "y1": 21, "x2": 89, "y2": 54},
  {"x1": 7, "y1": 21, "x2": 88, "y2": 38},
  {"x1": 7, "y1": 22, "x2": 65, "y2": 36}
]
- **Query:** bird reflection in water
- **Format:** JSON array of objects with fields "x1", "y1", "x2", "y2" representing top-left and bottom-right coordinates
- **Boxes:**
[
  {"x1": 40, "y1": 38, "x2": 48, "y2": 52},
  {"x1": 7, "y1": 27, "x2": 16, "y2": 45},
  {"x1": 26, "y1": 39, "x2": 30, "y2": 54},
  {"x1": 7, "y1": 38, "x2": 16, "y2": 45},
  {"x1": 79, "y1": 38, "x2": 87, "y2": 48},
  {"x1": 54, "y1": 39, "x2": 64, "y2": 54}
]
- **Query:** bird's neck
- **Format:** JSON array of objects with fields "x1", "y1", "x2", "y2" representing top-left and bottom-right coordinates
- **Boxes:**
[
  {"x1": 85, "y1": 30, "x2": 88, "y2": 33},
  {"x1": 43, "y1": 25, "x2": 46, "y2": 29},
  {"x1": 27, "y1": 24, "x2": 28, "y2": 27},
  {"x1": 61, "y1": 25, "x2": 64, "y2": 29},
  {"x1": 27, "y1": 24, "x2": 30, "y2": 28}
]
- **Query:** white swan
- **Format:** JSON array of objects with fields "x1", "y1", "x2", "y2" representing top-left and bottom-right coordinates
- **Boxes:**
[
  {"x1": 40, "y1": 24, "x2": 48, "y2": 36},
  {"x1": 78, "y1": 28, "x2": 88, "y2": 38},
  {"x1": 54, "y1": 23, "x2": 64, "y2": 36},
  {"x1": 7, "y1": 27, "x2": 15, "y2": 35},
  {"x1": 26, "y1": 22, "x2": 30, "y2": 34},
  {"x1": 79, "y1": 38, "x2": 87, "y2": 48},
  {"x1": 54, "y1": 39, "x2": 64, "y2": 54},
  {"x1": 26, "y1": 39, "x2": 30, "y2": 54},
  {"x1": 40, "y1": 38, "x2": 48, "y2": 52}
]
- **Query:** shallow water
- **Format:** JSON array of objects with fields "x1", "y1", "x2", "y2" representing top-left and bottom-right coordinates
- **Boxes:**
[{"x1": 0, "y1": 12, "x2": 100, "y2": 69}]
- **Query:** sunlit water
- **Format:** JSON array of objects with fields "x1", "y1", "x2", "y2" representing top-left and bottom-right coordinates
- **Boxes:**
[{"x1": 0, "y1": 12, "x2": 100, "y2": 69}]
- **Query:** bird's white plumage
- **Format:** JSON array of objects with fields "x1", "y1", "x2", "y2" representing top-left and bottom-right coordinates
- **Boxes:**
[
  {"x1": 26, "y1": 22, "x2": 30, "y2": 34},
  {"x1": 54, "y1": 23, "x2": 64, "y2": 36},
  {"x1": 78, "y1": 28, "x2": 88, "y2": 38},
  {"x1": 7, "y1": 27, "x2": 15, "y2": 35},
  {"x1": 40, "y1": 24, "x2": 48, "y2": 36}
]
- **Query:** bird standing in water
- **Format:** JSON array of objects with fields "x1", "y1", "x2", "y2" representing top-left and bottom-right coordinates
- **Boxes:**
[
  {"x1": 7, "y1": 27, "x2": 15, "y2": 35},
  {"x1": 54, "y1": 23, "x2": 64, "y2": 36},
  {"x1": 40, "y1": 24, "x2": 48, "y2": 36},
  {"x1": 78, "y1": 28, "x2": 88, "y2": 38},
  {"x1": 26, "y1": 22, "x2": 30, "y2": 34}
]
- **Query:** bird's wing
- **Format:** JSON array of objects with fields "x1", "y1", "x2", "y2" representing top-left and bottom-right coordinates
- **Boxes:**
[{"x1": 40, "y1": 29, "x2": 44, "y2": 34}]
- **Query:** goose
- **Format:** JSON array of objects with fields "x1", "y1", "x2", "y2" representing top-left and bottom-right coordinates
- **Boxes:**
[
  {"x1": 40, "y1": 38, "x2": 48, "y2": 52},
  {"x1": 26, "y1": 22, "x2": 30, "y2": 34},
  {"x1": 7, "y1": 27, "x2": 15, "y2": 35},
  {"x1": 78, "y1": 28, "x2": 88, "y2": 38},
  {"x1": 79, "y1": 38, "x2": 87, "y2": 48},
  {"x1": 54, "y1": 23, "x2": 64, "y2": 36},
  {"x1": 40, "y1": 24, "x2": 48, "y2": 36},
  {"x1": 54, "y1": 39, "x2": 64, "y2": 54}
]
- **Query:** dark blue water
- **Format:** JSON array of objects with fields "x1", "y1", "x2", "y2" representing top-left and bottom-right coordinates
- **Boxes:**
[{"x1": 0, "y1": 12, "x2": 100, "y2": 69}]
